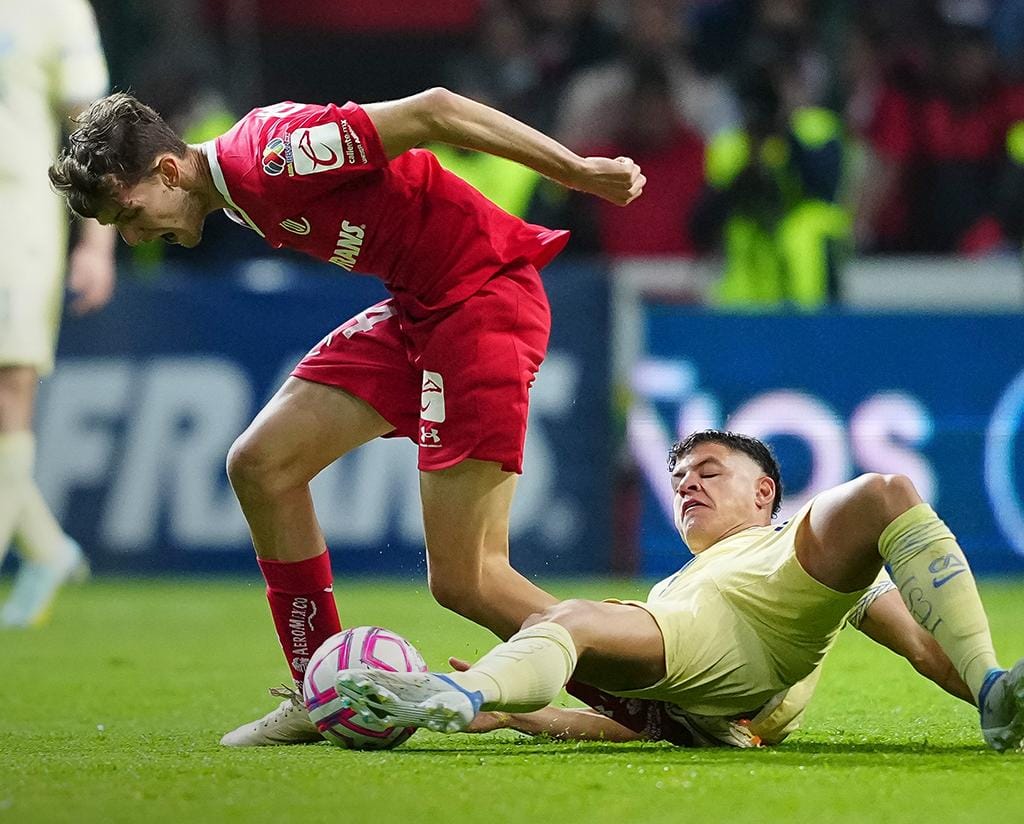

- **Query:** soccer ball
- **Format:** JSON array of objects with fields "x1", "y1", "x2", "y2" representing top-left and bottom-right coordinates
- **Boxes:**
[{"x1": 302, "y1": 626, "x2": 428, "y2": 749}]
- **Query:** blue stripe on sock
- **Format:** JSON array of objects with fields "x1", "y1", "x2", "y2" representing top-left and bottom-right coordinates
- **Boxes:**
[
  {"x1": 435, "y1": 673, "x2": 484, "y2": 713},
  {"x1": 978, "y1": 667, "x2": 1007, "y2": 710}
]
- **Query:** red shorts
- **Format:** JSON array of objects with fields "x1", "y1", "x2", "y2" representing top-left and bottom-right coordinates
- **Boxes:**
[{"x1": 291, "y1": 263, "x2": 551, "y2": 473}]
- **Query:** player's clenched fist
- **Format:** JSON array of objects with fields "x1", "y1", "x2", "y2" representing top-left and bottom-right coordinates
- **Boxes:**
[{"x1": 572, "y1": 155, "x2": 646, "y2": 206}]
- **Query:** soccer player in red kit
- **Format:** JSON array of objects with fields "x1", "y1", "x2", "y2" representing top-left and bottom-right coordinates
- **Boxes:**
[{"x1": 49, "y1": 88, "x2": 645, "y2": 745}]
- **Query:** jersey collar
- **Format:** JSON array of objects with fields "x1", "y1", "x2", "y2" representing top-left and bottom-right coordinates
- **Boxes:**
[{"x1": 199, "y1": 141, "x2": 266, "y2": 238}]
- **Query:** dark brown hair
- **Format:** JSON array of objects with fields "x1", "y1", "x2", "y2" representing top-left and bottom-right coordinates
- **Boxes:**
[
  {"x1": 668, "y1": 429, "x2": 784, "y2": 517},
  {"x1": 48, "y1": 92, "x2": 186, "y2": 218}
]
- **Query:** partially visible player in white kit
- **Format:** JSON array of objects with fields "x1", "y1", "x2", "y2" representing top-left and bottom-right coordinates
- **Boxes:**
[{"x1": 0, "y1": 0, "x2": 116, "y2": 627}]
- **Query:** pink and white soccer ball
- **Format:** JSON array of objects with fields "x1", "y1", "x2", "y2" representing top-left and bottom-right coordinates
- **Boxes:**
[{"x1": 302, "y1": 626, "x2": 428, "y2": 750}]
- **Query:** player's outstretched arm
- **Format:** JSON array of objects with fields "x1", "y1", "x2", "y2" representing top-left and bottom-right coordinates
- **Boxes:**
[
  {"x1": 470, "y1": 706, "x2": 647, "y2": 742},
  {"x1": 857, "y1": 590, "x2": 974, "y2": 705},
  {"x1": 362, "y1": 88, "x2": 645, "y2": 206}
]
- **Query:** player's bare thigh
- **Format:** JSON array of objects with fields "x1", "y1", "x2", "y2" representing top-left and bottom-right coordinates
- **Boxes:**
[
  {"x1": 418, "y1": 459, "x2": 558, "y2": 637},
  {"x1": 795, "y1": 473, "x2": 923, "y2": 592},
  {"x1": 525, "y1": 599, "x2": 667, "y2": 692},
  {"x1": 0, "y1": 365, "x2": 39, "y2": 431},
  {"x1": 227, "y1": 376, "x2": 394, "y2": 491},
  {"x1": 419, "y1": 459, "x2": 518, "y2": 557}
]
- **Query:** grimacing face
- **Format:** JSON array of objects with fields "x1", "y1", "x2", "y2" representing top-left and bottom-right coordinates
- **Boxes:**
[
  {"x1": 97, "y1": 156, "x2": 207, "y2": 248},
  {"x1": 670, "y1": 441, "x2": 777, "y2": 553}
]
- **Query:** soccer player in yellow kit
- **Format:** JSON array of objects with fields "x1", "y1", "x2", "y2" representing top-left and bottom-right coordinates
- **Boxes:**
[
  {"x1": 336, "y1": 430, "x2": 1024, "y2": 751},
  {"x1": 0, "y1": 0, "x2": 115, "y2": 626}
]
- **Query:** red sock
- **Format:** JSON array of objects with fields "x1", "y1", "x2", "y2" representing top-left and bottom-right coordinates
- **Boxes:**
[{"x1": 258, "y1": 551, "x2": 342, "y2": 685}]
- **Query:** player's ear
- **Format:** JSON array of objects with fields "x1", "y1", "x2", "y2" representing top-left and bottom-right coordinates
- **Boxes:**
[
  {"x1": 756, "y1": 476, "x2": 775, "y2": 511},
  {"x1": 155, "y1": 154, "x2": 181, "y2": 187}
]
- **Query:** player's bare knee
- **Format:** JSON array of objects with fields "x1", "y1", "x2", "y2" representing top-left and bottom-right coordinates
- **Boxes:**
[
  {"x1": 0, "y1": 366, "x2": 36, "y2": 428},
  {"x1": 855, "y1": 473, "x2": 922, "y2": 523},
  {"x1": 530, "y1": 599, "x2": 598, "y2": 644},
  {"x1": 225, "y1": 431, "x2": 279, "y2": 494},
  {"x1": 427, "y1": 573, "x2": 482, "y2": 616}
]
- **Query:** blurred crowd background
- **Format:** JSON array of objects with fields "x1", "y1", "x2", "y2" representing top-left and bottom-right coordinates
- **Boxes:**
[
  {"x1": 91, "y1": 0, "x2": 1024, "y2": 308},
  {"x1": 20, "y1": 1, "x2": 1022, "y2": 582}
]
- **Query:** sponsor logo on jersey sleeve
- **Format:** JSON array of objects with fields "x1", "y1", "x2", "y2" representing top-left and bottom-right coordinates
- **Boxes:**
[
  {"x1": 339, "y1": 120, "x2": 368, "y2": 165},
  {"x1": 291, "y1": 123, "x2": 347, "y2": 175},
  {"x1": 420, "y1": 371, "x2": 446, "y2": 423}
]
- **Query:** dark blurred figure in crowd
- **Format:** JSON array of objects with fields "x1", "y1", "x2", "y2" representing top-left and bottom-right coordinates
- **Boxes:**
[
  {"x1": 745, "y1": 0, "x2": 832, "y2": 111},
  {"x1": 833, "y1": 0, "x2": 934, "y2": 251},
  {"x1": 446, "y1": 0, "x2": 618, "y2": 132},
  {"x1": 574, "y1": 59, "x2": 706, "y2": 257},
  {"x1": 555, "y1": 0, "x2": 738, "y2": 148},
  {"x1": 516, "y1": 0, "x2": 620, "y2": 129},
  {"x1": 691, "y1": 63, "x2": 850, "y2": 308},
  {"x1": 445, "y1": 2, "x2": 545, "y2": 128},
  {"x1": 991, "y1": 0, "x2": 1024, "y2": 79},
  {"x1": 856, "y1": 7, "x2": 1024, "y2": 254}
]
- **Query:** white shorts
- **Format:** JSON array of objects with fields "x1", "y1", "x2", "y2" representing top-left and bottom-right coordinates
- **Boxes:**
[{"x1": 0, "y1": 192, "x2": 67, "y2": 375}]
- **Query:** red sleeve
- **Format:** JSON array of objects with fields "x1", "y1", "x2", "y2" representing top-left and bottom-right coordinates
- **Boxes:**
[
  {"x1": 245, "y1": 101, "x2": 389, "y2": 208},
  {"x1": 867, "y1": 87, "x2": 916, "y2": 161}
]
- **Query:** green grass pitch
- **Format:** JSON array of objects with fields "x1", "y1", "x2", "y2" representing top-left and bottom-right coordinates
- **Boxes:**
[{"x1": 2, "y1": 577, "x2": 1023, "y2": 823}]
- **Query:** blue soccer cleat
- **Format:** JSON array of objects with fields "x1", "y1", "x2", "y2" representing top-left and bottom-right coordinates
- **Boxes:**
[
  {"x1": 1, "y1": 536, "x2": 89, "y2": 628},
  {"x1": 334, "y1": 669, "x2": 484, "y2": 734},
  {"x1": 979, "y1": 659, "x2": 1024, "y2": 752}
]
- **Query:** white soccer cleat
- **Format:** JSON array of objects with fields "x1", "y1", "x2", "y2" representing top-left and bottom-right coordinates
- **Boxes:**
[
  {"x1": 334, "y1": 669, "x2": 483, "y2": 734},
  {"x1": 979, "y1": 659, "x2": 1024, "y2": 752},
  {"x1": 220, "y1": 687, "x2": 324, "y2": 747},
  {"x1": 1, "y1": 536, "x2": 90, "y2": 628},
  {"x1": 663, "y1": 704, "x2": 763, "y2": 748}
]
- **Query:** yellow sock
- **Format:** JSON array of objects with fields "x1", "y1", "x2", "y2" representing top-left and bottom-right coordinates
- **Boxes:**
[
  {"x1": 15, "y1": 484, "x2": 66, "y2": 564},
  {"x1": 448, "y1": 621, "x2": 579, "y2": 713},
  {"x1": 879, "y1": 503, "x2": 1000, "y2": 700},
  {"x1": 0, "y1": 431, "x2": 34, "y2": 568}
]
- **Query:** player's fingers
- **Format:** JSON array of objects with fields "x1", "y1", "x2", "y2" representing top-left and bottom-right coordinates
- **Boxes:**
[
  {"x1": 70, "y1": 287, "x2": 98, "y2": 315},
  {"x1": 73, "y1": 284, "x2": 113, "y2": 315},
  {"x1": 72, "y1": 295, "x2": 98, "y2": 316},
  {"x1": 448, "y1": 657, "x2": 472, "y2": 671}
]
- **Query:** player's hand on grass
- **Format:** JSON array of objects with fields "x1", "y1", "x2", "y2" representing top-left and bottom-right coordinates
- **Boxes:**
[
  {"x1": 68, "y1": 241, "x2": 116, "y2": 314},
  {"x1": 572, "y1": 156, "x2": 646, "y2": 206},
  {"x1": 448, "y1": 656, "x2": 510, "y2": 733}
]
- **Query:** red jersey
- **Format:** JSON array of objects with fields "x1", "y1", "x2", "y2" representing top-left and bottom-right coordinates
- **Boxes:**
[{"x1": 203, "y1": 101, "x2": 569, "y2": 315}]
